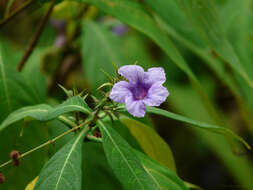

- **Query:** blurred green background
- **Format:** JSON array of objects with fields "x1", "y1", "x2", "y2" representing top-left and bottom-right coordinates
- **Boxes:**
[{"x1": 0, "y1": 0, "x2": 253, "y2": 189}]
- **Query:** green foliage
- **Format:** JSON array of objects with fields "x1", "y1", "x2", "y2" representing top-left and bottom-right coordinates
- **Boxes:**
[
  {"x1": 81, "y1": 21, "x2": 127, "y2": 91},
  {"x1": 121, "y1": 116, "x2": 177, "y2": 172},
  {"x1": 98, "y1": 121, "x2": 186, "y2": 190},
  {"x1": 0, "y1": 96, "x2": 91, "y2": 132},
  {"x1": 146, "y1": 107, "x2": 250, "y2": 149},
  {"x1": 34, "y1": 127, "x2": 88, "y2": 190},
  {"x1": 1, "y1": 0, "x2": 253, "y2": 189}
]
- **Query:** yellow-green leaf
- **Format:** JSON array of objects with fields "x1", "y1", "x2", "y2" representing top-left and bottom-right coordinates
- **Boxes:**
[{"x1": 121, "y1": 116, "x2": 177, "y2": 173}]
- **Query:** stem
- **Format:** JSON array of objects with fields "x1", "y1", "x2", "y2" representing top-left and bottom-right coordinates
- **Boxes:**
[
  {"x1": 0, "y1": 0, "x2": 34, "y2": 28},
  {"x1": 58, "y1": 115, "x2": 77, "y2": 128},
  {"x1": 17, "y1": 0, "x2": 55, "y2": 71},
  {"x1": 86, "y1": 135, "x2": 102, "y2": 143},
  {"x1": 0, "y1": 118, "x2": 92, "y2": 169}
]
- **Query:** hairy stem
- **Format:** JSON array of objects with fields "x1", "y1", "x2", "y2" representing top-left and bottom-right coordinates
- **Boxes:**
[{"x1": 0, "y1": 118, "x2": 92, "y2": 169}]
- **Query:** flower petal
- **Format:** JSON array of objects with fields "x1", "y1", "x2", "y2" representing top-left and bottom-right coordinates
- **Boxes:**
[
  {"x1": 125, "y1": 96, "x2": 146, "y2": 117},
  {"x1": 118, "y1": 65, "x2": 145, "y2": 84},
  {"x1": 109, "y1": 81, "x2": 131, "y2": 103},
  {"x1": 144, "y1": 83, "x2": 169, "y2": 106},
  {"x1": 146, "y1": 67, "x2": 166, "y2": 85}
]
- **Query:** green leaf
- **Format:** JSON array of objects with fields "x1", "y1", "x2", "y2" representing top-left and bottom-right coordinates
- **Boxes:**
[
  {"x1": 175, "y1": 0, "x2": 253, "y2": 87},
  {"x1": 146, "y1": 107, "x2": 250, "y2": 150},
  {"x1": 81, "y1": 20, "x2": 127, "y2": 91},
  {"x1": 168, "y1": 82, "x2": 253, "y2": 188},
  {"x1": 0, "y1": 45, "x2": 40, "y2": 122},
  {"x1": 47, "y1": 95, "x2": 91, "y2": 119},
  {"x1": 0, "y1": 41, "x2": 48, "y2": 190},
  {"x1": 98, "y1": 120, "x2": 161, "y2": 190},
  {"x1": 0, "y1": 96, "x2": 91, "y2": 132},
  {"x1": 34, "y1": 127, "x2": 89, "y2": 190},
  {"x1": 120, "y1": 116, "x2": 177, "y2": 173},
  {"x1": 135, "y1": 150, "x2": 188, "y2": 190},
  {"x1": 142, "y1": 0, "x2": 241, "y2": 96},
  {"x1": 82, "y1": 142, "x2": 123, "y2": 190},
  {"x1": 81, "y1": 0, "x2": 193, "y2": 78}
]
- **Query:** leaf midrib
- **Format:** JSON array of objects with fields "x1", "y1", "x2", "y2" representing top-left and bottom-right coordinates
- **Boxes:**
[
  {"x1": 99, "y1": 121, "x2": 145, "y2": 190},
  {"x1": 54, "y1": 130, "x2": 85, "y2": 190}
]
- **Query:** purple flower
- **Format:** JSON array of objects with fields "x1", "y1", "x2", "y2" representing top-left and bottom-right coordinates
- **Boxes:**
[
  {"x1": 110, "y1": 65, "x2": 169, "y2": 117},
  {"x1": 112, "y1": 24, "x2": 128, "y2": 36}
]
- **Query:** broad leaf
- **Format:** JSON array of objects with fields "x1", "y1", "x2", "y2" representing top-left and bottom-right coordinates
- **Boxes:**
[
  {"x1": 82, "y1": 142, "x2": 123, "y2": 190},
  {"x1": 176, "y1": 0, "x2": 253, "y2": 87},
  {"x1": 0, "y1": 96, "x2": 91, "y2": 132},
  {"x1": 121, "y1": 116, "x2": 177, "y2": 172},
  {"x1": 34, "y1": 127, "x2": 89, "y2": 190},
  {"x1": 0, "y1": 41, "x2": 48, "y2": 190},
  {"x1": 136, "y1": 150, "x2": 188, "y2": 190},
  {"x1": 98, "y1": 121, "x2": 161, "y2": 190},
  {"x1": 81, "y1": 21, "x2": 127, "y2": 91},
  {"x1": 146, "y1": 107, "x2": 250, "y2": 150}
]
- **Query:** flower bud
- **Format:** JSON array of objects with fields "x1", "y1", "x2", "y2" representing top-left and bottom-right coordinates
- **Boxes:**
[
  {"x1": 10, "y1": 150, "x2": 21, "y2": 167},
  {"x1": 94, "y1": 130, "x2": 101, "y2": 138},
  {"x1": 0, "y1": 172, "x2": 5, "y2": 184}
]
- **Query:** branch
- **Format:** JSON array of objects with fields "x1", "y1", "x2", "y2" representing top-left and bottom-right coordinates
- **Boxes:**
[
  {"x1": 17, "y1": 0, "x2": 55, "y2": 72},
  {"x1": 0, "y1": 0, "x2": 35, "y2": 28},
  {"x1": 0, "y1": 118, "x2": 92, "y2": 169}
]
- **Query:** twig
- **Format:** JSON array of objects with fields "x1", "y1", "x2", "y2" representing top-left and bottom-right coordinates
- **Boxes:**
[
  {"x1": 86, "y1": 135, "x2": 102, "y2": 143},
  {"x1": 0, "y1": 118, "x2": 92, "y2": 169},
  {"x1": 17, "y1": 0, "x2": 55, "y2": 71},
  {"x1": 0, "y1": 0, "x2": 34, "y2": 28}
]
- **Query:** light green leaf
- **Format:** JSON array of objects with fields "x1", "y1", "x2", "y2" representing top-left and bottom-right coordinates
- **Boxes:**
[
  {"x1": 34, "y1": 127, "x2": 89, "y2": 190},
  {"x1": 47, "y1": 95, "x2": 91, "y2": 119},
  {"x1": 0, "y1": 96, "x2": 91, "y2": 132},
  {"x1": 184, "y1": 181, "x2": 202, "y2": 190},
  {"x1": 121, "y1": 116, "x2": 177, "y2": 173},
  {"x1": 98, "y1": 120, "x2": 161, "y2": 190},
  {"x1": 146, "y1": 107, "x2": 250, "y2": 150},
  {"x1": 136, "y1": 150, "x2": 188, "y2": 190}
]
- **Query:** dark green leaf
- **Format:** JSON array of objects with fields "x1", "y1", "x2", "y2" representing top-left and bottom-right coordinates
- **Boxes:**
[
  {"x1": 135, "y1": 150, "x2": 188, "y2": 190},
  {"x1": 146, "y1": 107, "x2": 250, "y2": 150}
]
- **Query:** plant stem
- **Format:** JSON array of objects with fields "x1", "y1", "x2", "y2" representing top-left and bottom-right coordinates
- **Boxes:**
[
  {"x1": 17, "y1": 0, "x2": 55, "y2": 71},
  {"x1": 0, "y1": 118, "x2": 92, "y2": 169},
  {"x1": 86, "y1": 135, "x2": 102, "y2": 143},
  {"x1": 58, "y1": 115, "x2": 77, "y2": 128}
]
